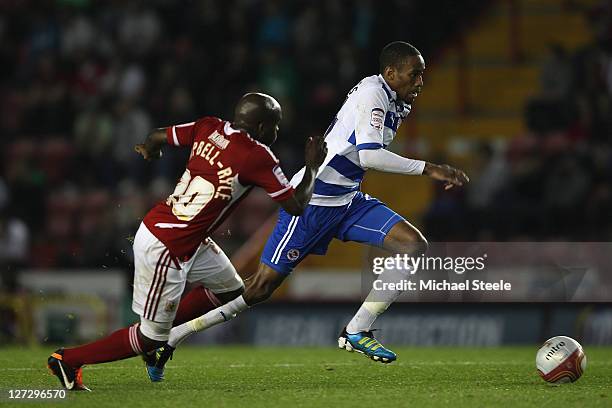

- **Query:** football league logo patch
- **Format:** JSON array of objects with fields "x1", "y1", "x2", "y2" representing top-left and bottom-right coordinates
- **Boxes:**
[
  {"x1": 287, "y1": 249, "x2": 300, "y2": 261},
  {"x1": 370, "y1": 108, "x2": 384, "y2": 131}
]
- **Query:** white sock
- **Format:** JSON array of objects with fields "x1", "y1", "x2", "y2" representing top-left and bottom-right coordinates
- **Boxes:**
[
  {"x1": 346, "y1": 265, "x2": 412, "y2": 333},
  {"x1": 346, "y1": 303, "x2": 378, "y2": 334},
  {"x1": 168, "y1": 295, "x2": 249, "y2": 347}
]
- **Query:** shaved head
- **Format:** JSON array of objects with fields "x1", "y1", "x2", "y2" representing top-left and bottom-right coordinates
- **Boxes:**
[{"x1": 233, "y1": 93, "x2": 282, "y2": 145}]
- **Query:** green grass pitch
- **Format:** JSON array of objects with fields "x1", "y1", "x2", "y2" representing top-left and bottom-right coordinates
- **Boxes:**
[{"x1": 1, "y1": 346, "x2": 611, "y2": 407}]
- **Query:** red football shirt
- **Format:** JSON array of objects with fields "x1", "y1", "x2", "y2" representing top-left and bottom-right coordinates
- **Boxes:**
[{"x1": 143, "y1": 117, "x2": 294, "y2": 260}]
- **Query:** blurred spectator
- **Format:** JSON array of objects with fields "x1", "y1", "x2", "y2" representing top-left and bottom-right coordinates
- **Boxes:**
[
  {"x1": 112, "y1": 98, "x2": 151, "y2": 182},
  {"x1": 0, "y1": 185, "x2": 28, "y2": 343},
  {"x1": 258, "y1": 1, "x2": 290, "y2": 49},
  {"x1": 73, "y1": 102, "x2": 113, "y2": 157},
  {"x1": 540, "y1": 44, "x2": 572, "y2": 100},
  {"x1": 0, "y1": 208, "x2": 29, "y2": 287},
  {"x1": 117, "y1": 3, "x2": 161, "y2": 57},
  {"x1": 466, "y1": 143, "x2": 509, "y2": 210},
  {"x1": 61, "y1": 12, "x2": 97, "y2": 56}
]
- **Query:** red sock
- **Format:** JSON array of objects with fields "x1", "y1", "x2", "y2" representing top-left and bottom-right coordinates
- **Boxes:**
[
  {"x1": 62, "y1": 324, "x2": 143, "y2": 368},
  {"x1": 61, "y1": 287, "x2": 220, "y2": 368},
  {"x1": 173, "y1": 286, "x2": 221, "y2": 326}
]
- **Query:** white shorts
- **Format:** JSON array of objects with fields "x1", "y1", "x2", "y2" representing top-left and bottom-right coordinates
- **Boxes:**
[{"x1": 131, "y1": 223, "x2": 244, "y2": 323}]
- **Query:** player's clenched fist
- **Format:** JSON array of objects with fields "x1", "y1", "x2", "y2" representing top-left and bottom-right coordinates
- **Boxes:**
[
  {"x1": 304, "y1": 135, "x2": 327, "y2": 169},
  {"x1": 424, "y1": 163, "x2": 469, "y2": 190}
]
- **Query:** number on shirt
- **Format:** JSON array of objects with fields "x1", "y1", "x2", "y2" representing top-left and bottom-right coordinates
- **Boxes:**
[{"x1": 166, "y1": 169, "x2": 215, "y2": 221}]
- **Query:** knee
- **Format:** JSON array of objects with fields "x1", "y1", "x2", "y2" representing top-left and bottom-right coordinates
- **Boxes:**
[
  {"x1": 385, "y1": 221, "x2": 429, "y2": 256},
  {"x1": 242, "y1": 264, "x2": 285, "y2": 305},
  {"x1": 413, "y1": 235, "x2": 429, "y2": 255},
  {"x1": 396, "y1": 234, "x2": 428, "y2": 256},
  {"x1": 244, "y1": 277, "x2": 275, "y2": 305},
  {"x1": 244, "y1": 282, "x2": 273, "y2": 305},
  {"x1": 138, "y1": 319, "x2": 171, "y2": 352}
]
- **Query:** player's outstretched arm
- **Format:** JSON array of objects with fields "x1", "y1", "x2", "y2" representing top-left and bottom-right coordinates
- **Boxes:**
[
  {"x1": 358, "y1": 149, "x2": 469, "y2": 190},
  {"x1": 359, "y1": 148, "x2": 425, "y2": 175},
  {"x1": 134, "y1": 128, "x2": 167, "y2": 161},
  {"x1": 278, "y1": 135, "x2": 327, "y2": 216}
]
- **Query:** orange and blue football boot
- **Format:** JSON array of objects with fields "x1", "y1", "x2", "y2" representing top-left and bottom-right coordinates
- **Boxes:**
[{"x1": 47, "y1": 348, "x2": 91, "y2": 391}]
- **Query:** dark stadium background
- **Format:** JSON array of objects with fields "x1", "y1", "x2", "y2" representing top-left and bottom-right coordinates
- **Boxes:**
[{"x1": 1, "y1": 0, "x2": 611, "y2": 347}]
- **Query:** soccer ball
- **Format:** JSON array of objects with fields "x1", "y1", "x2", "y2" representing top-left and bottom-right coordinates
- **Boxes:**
[{"x1": 536, "y1": 336, "x2": 587, "y2": 383}]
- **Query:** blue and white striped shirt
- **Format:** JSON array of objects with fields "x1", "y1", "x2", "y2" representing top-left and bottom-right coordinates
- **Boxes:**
[{"x1": 290, "y1": 74, "x2": 412, "y2": 206}]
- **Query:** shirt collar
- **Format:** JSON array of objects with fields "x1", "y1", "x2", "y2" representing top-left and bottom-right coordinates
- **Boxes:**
[
  {"x1": 378, "y1": 74, "x2": 397, "y2": 102},
  {"x1": 224, "y1": 121, "x2": 241, "y2": 135},
  {"x1": 378, "y1": 74, "x2": 411, "y2": 114}
]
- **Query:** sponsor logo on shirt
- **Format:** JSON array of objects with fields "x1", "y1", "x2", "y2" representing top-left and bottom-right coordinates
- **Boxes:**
[
  {"x1": 370, "y1": 108, "x2": 384, "y2": 130},
  {"x1": 165, "y1": 301, "x2": 177, "y2": 313},
  {"x1": 273, "y1": 165, "x2": 290, "y2": 186},
  {"x1": 208, "y1": 131, "x2": 230, "y2": 149}
]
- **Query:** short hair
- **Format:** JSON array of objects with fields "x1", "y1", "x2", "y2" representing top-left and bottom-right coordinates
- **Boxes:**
[{"x1": 379, "y1": 41, "x2": 421, "y2": 73}]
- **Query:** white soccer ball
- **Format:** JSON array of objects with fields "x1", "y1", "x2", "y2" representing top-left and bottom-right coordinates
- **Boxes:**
[{"x1": 536, "y1": 335, "x2": 587, "y2": 383}]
